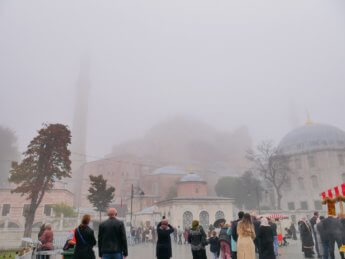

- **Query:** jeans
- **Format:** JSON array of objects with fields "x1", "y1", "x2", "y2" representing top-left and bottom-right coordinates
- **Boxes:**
[
  {"x1": 323, "y1": 241, "x2": 330, "y2": 259},
  {"x1": 329, "y1": 238, "x2": 345, "y2": 259},
  {"x1": 211, "y1": 252, "x2": 219, "y2": 259},
  {"x1": 102, "y1": 253, "x2": 123, "y2": 259},
  {"x1": 273, "y1": 236, "x2": 279, "y2": 256}
]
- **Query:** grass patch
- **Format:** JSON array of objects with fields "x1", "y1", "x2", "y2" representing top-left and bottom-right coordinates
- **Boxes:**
[{"x1": 0, "y1": 251, "x2": 17, "y2": 259}]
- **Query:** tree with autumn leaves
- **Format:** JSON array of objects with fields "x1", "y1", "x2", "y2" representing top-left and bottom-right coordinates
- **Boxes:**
[{"x1": 9, "y1": 123, "x2": 71, "y2": 238}]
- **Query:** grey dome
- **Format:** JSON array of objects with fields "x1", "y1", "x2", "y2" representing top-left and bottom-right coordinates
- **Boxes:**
[
  {"x1": 180, "y1": 173, "x2": 205, "y2": 183},
  {"x1": 151, "y1": 166, "x2": 187, "y2": 175},
  {"x1": 278, "y1": 123, "x2": 345, "y2": 155}
]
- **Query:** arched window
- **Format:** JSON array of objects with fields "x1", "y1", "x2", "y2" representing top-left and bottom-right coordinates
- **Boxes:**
[
  {"x1": 215, "y1": 211, "x2": 225, "y2": 221},
  {"x1": 183, "y1": 211, "x2": 193, "y2": 229},
  {"x1": 311, "y1": 175, "x2": 319, "y2": 189},
  {"x1": 199, "y1": 211, "x2": 209, "y2": 230}
]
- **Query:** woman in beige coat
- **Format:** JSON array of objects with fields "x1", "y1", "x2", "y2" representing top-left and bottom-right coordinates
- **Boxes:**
[{"x1": 237, "y1": 213, "x2": 256, "y2": 259}]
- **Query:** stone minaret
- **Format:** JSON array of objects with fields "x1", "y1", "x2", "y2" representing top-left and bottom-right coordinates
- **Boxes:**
[{"x1": 70, "y1": 58, "x2": 90, "y2": 207}]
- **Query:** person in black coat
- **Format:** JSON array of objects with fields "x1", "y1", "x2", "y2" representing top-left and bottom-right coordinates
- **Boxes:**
[
  {"x1": 323, "y1": 216, "x2": 345, "y2": 259},
  {"x1": 156, "y1": 219, "x2": 175, "y2": 259},
  {"x1": 98, "y1": 208, "x2": 128, "y2": 258},
  {"x1": 207, "y1": 231, "x2": 220, "y2": 259},
  {"x1": 74, "y1": 214, "x2": 97, "y2": 259},
  {"x1": 257, "y1": 218, "x2": 275, "y2": 259},
  {"x1": 298, "y1": 218, "x2": 314, "y2": 258}
]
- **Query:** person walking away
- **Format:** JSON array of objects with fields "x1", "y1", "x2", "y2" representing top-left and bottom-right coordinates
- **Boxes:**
[
  {"x1": 98, "y1": 208, "x2": 128, "y2": 259},
  {"x1": 290, "y1": 222, "x2": 297, "y2": 240},
  {"x1": 298, "y1": 217, "x2": 315, "y2": 258},
  {"x1": 340, "y1": 217, "x2": 345, "y2": 258},
  {"x1": 38, "y1": 224, "x2": 54, "y2": 259},
  {"x1": 237, "y1": 213, "x2": 256, "y2": 259},
  {"x1": 188, "y1": 220, "x2": 208, "y2": 259},
  {"x1": 74, "y1": 214, "x2": 96, "y2": 259},
  {"x1": 257, "y1": 218, "x2": 275, "y2": 259},
  {"x1": 315, "y1": 216, "x2": 326, "y2": 259},
  {"x1": 268, "y1": 218, "x2": 279, "y2": 256},
  {"x1": 251, "y1": 214, "x2": 261, "y2": 253},
  {"x1": 231, "y1": 211, "x2": 244, "y2": 259},
  {"x1": 208, "y1": 231, "x2": 220, "y2": 259},
  {"x1": 177, "y1": 226, "x2": 183, "y2": 245},
  {"x1": 323, "y1": 216, "x2": 344, "y2": 259},
  {"x1": 311, "y1": 212, "x2": 321, "y2": 258},
  {"x1": 184, "y1": 228, "x2": 189, "y2": 244},
  {"x1": 218, "y1": 221, "x2": 231, "y2": 259},
  {"x1": 156, "y1": 219, "x2": 174, "y2": 259}
]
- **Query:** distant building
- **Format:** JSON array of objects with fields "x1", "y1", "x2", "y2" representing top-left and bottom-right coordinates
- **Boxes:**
[
  {"x1": 274, "y1": 122, "x2": 345, "y2": 212},
  {"x1": 0, "y1": 187, "x2": 74, "y2": 229},
  {"x1": 131, "y1": 172, "x2": 234, "y2": 229}
]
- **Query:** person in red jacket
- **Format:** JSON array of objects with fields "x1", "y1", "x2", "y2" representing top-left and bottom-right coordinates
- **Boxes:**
[{"x1": 39, "y1": 224, "x2": 54, "y2": 259}]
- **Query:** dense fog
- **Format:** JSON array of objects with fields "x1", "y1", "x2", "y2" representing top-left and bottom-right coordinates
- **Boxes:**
[{"x1": 0, "y1": 0, "x2": 344, "y2": 158}]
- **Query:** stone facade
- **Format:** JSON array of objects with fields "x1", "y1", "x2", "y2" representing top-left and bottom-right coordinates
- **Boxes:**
[
  {"x1": 274, "y1": 123, "x2": 345, "y2": 213},
  {"x1": 0, "y1": 188, "x2": 74, "y2": 229},
  {"x1": 156, "y1": 197, "x2": 234, "y2": 229},
  {"x1": 78, "y1": 156, "x2": 152, "y2": 209}
]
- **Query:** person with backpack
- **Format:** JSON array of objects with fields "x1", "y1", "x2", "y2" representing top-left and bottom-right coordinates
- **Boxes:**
[
  {"x1": 218, "y1": 221, "x2": 231, "y2": 259},
  {"x1": 74, "y1": 214, "x2": 97, "y2": 259},
  {"x1": 188, "y1": 220, "x2": 208, "y2": 259}
]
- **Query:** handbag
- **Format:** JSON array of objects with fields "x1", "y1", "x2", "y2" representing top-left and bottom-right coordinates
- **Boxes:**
[{"x1": 76, "y1": 227, "x2": 88, "y2": 245}]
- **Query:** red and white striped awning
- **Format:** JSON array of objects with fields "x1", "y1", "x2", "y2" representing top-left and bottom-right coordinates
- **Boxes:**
[{"x1": 258, "y1": 214, "x2": 289, "y2": 220}]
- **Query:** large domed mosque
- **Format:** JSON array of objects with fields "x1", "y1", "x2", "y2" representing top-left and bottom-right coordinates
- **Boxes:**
[{"x1": 275, "y1": 119, "x2": 345, "y2": 214}]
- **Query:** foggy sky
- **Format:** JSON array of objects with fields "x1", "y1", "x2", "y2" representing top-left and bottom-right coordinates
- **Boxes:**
[{"x1": 0, "y1": 0, "x2": 344, "y2": 159}]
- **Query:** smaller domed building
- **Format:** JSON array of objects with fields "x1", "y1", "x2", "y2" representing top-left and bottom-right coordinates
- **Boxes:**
[
  {"x1": 133, "y1": 172, "x2": 234, "y2": 229},
  {"x1": 177, "y1": 173, "x2": 208, "y2": 197}
]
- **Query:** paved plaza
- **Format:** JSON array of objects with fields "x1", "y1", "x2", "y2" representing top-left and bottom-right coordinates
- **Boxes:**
[{"x1": 124, "y1": 240, "x2": 342, "y2": 259}]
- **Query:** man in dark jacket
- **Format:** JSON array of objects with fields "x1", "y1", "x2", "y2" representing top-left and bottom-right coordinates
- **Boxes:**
[
  {"x1": 231, "y1": 211, "x2": 244, "y2": 259},
  {"x1": 323, "y1": 216, "x2": 344, "y2": 259},
  {"x1": 98, "y1": 208, "x2": 128, "y2": 259}
]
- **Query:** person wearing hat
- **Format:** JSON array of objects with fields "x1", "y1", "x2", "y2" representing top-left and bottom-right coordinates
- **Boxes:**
[
  {"x1": 156, "y1": 219, "x2": 175, "y2": 259},
  {"x1": 188, "y1": 220, "x2": 208, "y2": 259}
]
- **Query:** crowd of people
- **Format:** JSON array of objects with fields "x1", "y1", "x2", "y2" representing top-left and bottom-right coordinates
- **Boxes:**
[
  {"x1": 298, "y1": 211, "x2": 345, "y2": 259},
  {"x1": 35, "y1": 208, "x2": 345, "y2": 259},
  {"x1": 156, "y1": 211, "x2": 284, "y2": 259}
]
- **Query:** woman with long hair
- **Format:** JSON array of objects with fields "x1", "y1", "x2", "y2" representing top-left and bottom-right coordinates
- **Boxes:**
[
  {"x1": 74, "y1": 214, "x2": 97, "y2": 259},
  {"x1": 237, "y1": 213, "x2": 256, "y2": 259}
]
